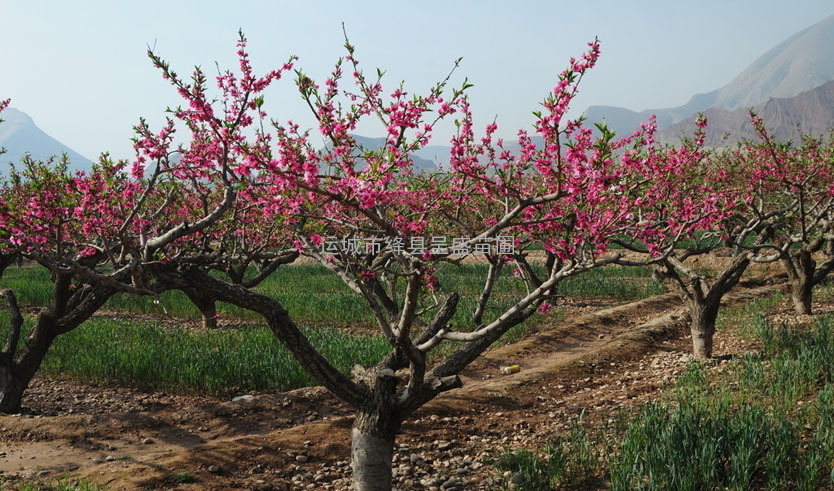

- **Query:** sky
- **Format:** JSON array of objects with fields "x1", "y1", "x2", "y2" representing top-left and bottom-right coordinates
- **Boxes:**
[{"x1": 1, "y1": 0, "x2": 833, "y2": 162}]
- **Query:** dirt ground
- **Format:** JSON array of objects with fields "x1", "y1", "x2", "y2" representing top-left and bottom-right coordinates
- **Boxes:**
[{"x1": 0, "y1": 271, "x2": 793, "y2": 490}]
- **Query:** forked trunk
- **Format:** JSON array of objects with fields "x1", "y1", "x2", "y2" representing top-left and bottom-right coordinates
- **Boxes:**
[
  {"x1": 689, "y1": 300, "x2": 720, "y2": 360},
  {"x1": 183, "y1": 288, "x2": 219, "y2": 329},
  {"x1": 0, "y1": 284, "x2": 114, "y2": 414},
  {"x1": 351, "y1": 408, "x2": 400, "y2": 491}
]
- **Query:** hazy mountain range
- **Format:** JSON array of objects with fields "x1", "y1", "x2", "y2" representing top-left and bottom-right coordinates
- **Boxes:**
[
  {"x1": 0, "y1": 107, "x2": 92, "y2": 172},
  {"x1": 3, "y1": 13, "x2": 834, "y2": 174},
  {"x1": 583, "y1": 13, "x2": 834, "y2": 140},
  {"x1": 660, "y1": 80, "x2": 834, "y2": 146}
]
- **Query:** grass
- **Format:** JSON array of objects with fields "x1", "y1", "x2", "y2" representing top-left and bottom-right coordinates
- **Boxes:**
[
  {"x1": 497, "y1": 287, "x2": 834, "y2": 490},
  {"x1": 1, "y1": 263, "x2": 660, "y2": 328},
  {"x1": 7, "y1": 477, "x2": 107, "y2": 491},
  {"x1": 172, "y1": 472, "x2": 198, "y2": 484},
  {"x1": 0, "y1": 262, "x2": 658, "y2": 395},
  {"x1": 494, "y1": 415, "x2": 601, "y2": 490},
  {"x1": 609, "y1": 315, "x2": 834, "y2": 490},
  {"x1": 0, "y1": 311, "x2": 390, "y2": 395}
]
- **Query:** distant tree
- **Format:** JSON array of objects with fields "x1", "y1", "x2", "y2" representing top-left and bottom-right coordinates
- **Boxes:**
[
  {"x1": 737, "y1": 112, "x2": 834, "y2": 314},
  {"x1": 614, "y1": 116, "x2": 778, "y2": 359}
]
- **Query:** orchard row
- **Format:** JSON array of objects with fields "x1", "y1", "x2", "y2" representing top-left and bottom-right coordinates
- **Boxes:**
[{"x1": 1, "y1": 32, "x2": 832, "y2": 489}]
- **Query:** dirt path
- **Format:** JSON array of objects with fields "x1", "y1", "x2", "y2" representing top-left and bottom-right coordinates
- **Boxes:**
[{"x1": 0, "y1": 279, "x2": 787, "y2": 490}]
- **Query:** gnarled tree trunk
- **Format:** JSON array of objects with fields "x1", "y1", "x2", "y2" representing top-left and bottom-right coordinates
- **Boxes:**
[
  {"x1": 0, "y1": 315, "x2": 56, "y2": 413},
  {"x1": 0, "y1": 289, "x2": 26, "y2": 413},
  {"x1": 660, "y1": 254, "x2": 750, "y2": 360},
  {"x1": 783, "y1": 250, "x2": 815, "y2": 315},
  {"x1": 0, "y1": 365, "x2": 26, "y2": 413},
  {"x1": 153, "y1": 265, "x2": 476, "y2": 491},
  {"x1": 352, "y1": 417, "x2": 398, "y2": 490},
  {"x1": 351, "y1": 371, "x2": 401, "y2": 491},
  {"x1": 688, "y1": 299, "x2": 720, "y2": 360}
]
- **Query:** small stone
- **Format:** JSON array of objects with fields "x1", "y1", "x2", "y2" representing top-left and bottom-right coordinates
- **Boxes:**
[
  {"x1": 105, "y1": 455, "x2": 117, "y2": 462},
  {"x1": 208, "y1": 465, "x2": 220, "y2": 473},
  {"x1": 441, "y1": 477, "x2": 460, "y2": 489},
  {"x1": 296, "y1": 454, "x2": 309, "y2": 463},
  {"x1": 232, "y1": 395, "x2": 254, "y2": 402},
  {"x1": 142, "y1": 438, "x2": 154, "y2": 445}
]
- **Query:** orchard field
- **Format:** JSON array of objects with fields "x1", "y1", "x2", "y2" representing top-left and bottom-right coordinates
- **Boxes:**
[
  {"x1": 3, "y1": 253, "x2": 834, "y2": 490},
  {"x1": 3, "y1": 30, "x2": 834, "y2": 491}
]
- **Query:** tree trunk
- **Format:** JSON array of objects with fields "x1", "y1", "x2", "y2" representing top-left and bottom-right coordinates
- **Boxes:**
[
  {"x1": 183, "y1": 288, "x2": 218, "y2": 329},
  {"x1": 689, "y1": 300, "x2": 720, "y2": 360},
  {"x1": 0, "y1": 283, "x2": 115, "y2": 414},
  {"x1": 0, "y1": 317, "x2": 56, "y2": 413},
  {"x1": 791, "y1": 278, "x2": 813, "y2": 315},
  {"x1": 0, "y1": 355, "x2": 25, "y2": 413},
  {"x1": 784, "y1": 251, "x2": 815, "y2": 315},
  {"x1": 351, "y1": 408, "x2": 400, "y2": 491}
]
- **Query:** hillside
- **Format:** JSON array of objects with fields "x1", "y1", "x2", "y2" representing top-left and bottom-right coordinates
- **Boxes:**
[
  {"x1": 584, "y1": 14, "x2": 834, "y2": 139},
  {"x1": 660, "y1": 80, "x2": 834, "y2": 146},
  {"x1": 0, "y1": 107, "x2": 92, "y2": 172}
]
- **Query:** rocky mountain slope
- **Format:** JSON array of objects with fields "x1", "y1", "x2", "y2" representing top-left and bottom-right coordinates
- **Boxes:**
[
  {"x1": 584, "y1": 14, "x2": 834, "y2": 140},
  {"x1": 660, "y1": 80, "x2": 834, "y2": 146}
]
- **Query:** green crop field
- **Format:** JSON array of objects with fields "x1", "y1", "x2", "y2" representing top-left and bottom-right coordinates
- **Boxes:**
[
  {"x1": 0, "y1": 262, "x2": 659, "y2": 395},
  {"x1": 495, "y1": 289, "x2": 834, "y2": 490}
]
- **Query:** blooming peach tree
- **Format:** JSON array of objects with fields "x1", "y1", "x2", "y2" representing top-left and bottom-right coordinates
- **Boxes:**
[
  {"x1": 735, "y1": 112, "x2": 834, "y2": 314},
  {"x1": 612, "y1": 116, "x2": 770, "y2": 359},
  {"x1": 0, "y1": 155, "x2": 126, "y2": 412},
  {"x1": 127, "y1": 34, "x2": 680, "y2": 490},
  {"x1": 1, "y1": 32, "x2": 689, "y2": 490},
  {"x1": 0, "y1": 34, "x2": 296, "y2": 412}
]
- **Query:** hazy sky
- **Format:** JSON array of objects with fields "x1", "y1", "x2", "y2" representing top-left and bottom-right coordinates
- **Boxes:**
[{"x1": 2, "y1": 1, "x2": 833, "y2": 161}]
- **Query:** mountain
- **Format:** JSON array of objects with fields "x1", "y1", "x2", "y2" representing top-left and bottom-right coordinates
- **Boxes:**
[
  {"x1": 584, "y1": 14, "x2": 834, "y2": 138},
  {"x1": 348, "y1": 135, "x2": 437, "y2": 171},
  {"x1": 660, "y1": 80, "x2": 834, "y2": 146},
  {"x1": 0, "y1": 107, "x2": 93, "y2": 172},
  {"x1": 413, "y1": 136, "x2": 547, "y2": 170}
]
